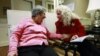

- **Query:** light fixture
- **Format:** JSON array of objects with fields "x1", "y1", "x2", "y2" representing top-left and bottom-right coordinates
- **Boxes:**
[
  {"x1": 86, "y1": 0, "x2": 100, "y2": 13},
  {"x1": 86, "y1": 0, "x2": 100, "y2": 28},
  {"x1": 86, "y1": 0, "x2": 100, "y2": 35}
]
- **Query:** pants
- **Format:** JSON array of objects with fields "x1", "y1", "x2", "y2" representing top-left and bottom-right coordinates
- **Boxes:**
[
  {"x1": 77, "y1": 40, "x2": 100, "y2": 56},
  {"x1": 17, "y1": 45, "x2": 58, "y2": 56},
  {"x1": 63, "y1": 39, "x2": 100, "y2": 56}
]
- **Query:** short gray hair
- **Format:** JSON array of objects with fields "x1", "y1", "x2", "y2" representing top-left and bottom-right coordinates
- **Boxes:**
[{"x1": 32, "y1": 5, "x2": 45, "y2": 17}]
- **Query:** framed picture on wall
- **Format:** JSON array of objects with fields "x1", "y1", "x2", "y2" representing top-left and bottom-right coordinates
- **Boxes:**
[
  {"x1": 35, "y1": 0, "x2": 42, "y2": 6},
  {"x1": 46, "y1": 2, "x2": 54, "y2": 12}
]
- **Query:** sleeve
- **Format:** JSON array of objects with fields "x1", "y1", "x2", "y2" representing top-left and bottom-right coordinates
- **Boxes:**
[
  {"x1": 73, "y1": 19, "x2": 86, "y2": 37},
  {"x1": 8, "y1": 22, "x2": 25, "y2": 54},
  {"x1": 45, "y1": 27, "x2": 63, "y2": 39}
]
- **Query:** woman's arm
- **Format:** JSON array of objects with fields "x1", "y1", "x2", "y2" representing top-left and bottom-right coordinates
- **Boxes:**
[
  {"x1": 8, "y1": 22, "x2": 25, "y2": 56},
  {"x1": 72, "y1": 19, "x2": 86, "y2": 37}
]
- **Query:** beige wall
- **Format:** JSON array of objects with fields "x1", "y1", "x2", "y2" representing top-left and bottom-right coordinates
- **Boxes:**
[
  {"x1": 63, "y1": 0, "x2": 91, "y2": 26},
  {"x1": 11, "y1": 0, "x2": 31, "y2": 11},
  {"x1": 0, "y1": 0, "x2": 11, "y2": 18},
  {"x1": 0, "y1": 0, "x2": 37, "y2": 46},
  {"x1": 0, "y1": 0, "x2": 10, "y2": 46},
  {"x1": 63, "y1": 0, "x2": 90, "y2": 18},
  {"x1": 0, "y1": 24, "x2": 8, "y2": 46},
  {"x1": 74, "y1": 0, "x2": 89, "y2": 18},
  {"x1": 0, "y1": 0, "x2": 33, "y2": 46}
]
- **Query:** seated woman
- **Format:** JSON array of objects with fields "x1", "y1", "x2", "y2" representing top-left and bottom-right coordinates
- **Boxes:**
[
  {"x1": 55, "y1": 5, "x2": 100, "y2": 56},
  {"x1": 8, "y1": 6, "x2": 64, "y2": 56}
]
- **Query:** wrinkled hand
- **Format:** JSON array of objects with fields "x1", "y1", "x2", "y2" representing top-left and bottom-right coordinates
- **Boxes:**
[{"x1": 8, "y1": 52, "x2": 18, "y2": 56}]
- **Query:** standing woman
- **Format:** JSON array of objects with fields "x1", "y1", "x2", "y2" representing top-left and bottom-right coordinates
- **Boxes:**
[{"x1": 55, "y1": 5, "x2": 100, "y2": 56}]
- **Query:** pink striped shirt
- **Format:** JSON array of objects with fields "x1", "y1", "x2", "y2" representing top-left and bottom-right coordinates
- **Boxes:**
[{"x1": 8, "y1": 18, "x2": 63, "y2": 54}]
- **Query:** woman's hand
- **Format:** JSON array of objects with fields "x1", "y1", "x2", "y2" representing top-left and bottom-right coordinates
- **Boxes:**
[
  {"x1": 70, "y1": 35, "x2": 79, "y2": 41},
  {"x1": 8, "y1": 51, "x2": 18, "y2": 56}
]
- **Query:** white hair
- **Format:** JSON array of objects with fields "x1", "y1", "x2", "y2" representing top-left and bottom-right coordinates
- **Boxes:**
[{"x1": 56, "y1": 5, "x2": 80, "y2": 26}]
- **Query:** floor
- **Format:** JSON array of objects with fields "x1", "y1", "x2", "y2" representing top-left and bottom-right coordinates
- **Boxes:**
[{"x1": 0, "y1": 46, "x2": 8, "y2": 56}]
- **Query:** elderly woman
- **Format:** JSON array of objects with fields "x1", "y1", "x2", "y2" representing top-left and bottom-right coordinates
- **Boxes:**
[
  {"x1": 55, "y1": 5, "x2": 100, "y2": 56},
  {"x1": 8, "y1": 6, "x2": 64, "y2": 56}
]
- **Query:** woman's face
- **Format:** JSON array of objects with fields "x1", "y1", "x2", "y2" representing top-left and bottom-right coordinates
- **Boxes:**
[
  {"x1": 33, "y1": 13, "x2": 46, "y2": 24},
  {"x1": 56, "y1": 10, "x2": 63, "y2": 21}
]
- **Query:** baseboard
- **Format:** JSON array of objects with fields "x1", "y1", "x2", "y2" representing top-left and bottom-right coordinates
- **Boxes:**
[{"x1": 0, "y1": 41, "x2": 9, "y2": 46}]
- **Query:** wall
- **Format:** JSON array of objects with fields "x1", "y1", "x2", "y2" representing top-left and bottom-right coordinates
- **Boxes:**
[
  {"x1": 74, "y1": 0, "x2": 89, "y2": 18},
  {"x1": 63, "y1": 0, "x2": 89, "y2": 18},
  {"x1": 11, "y1": 0, "x2": 31, "y2": 11},
  {"x1": 0, "y1": 0, "x2": 11, "y2": 18},
  {"x1": 0, "y1": 19, "x2": 8, "y2": 46},
  {"x1": 64, "y1": 0, "x2": 74, "y2": 4},
  {"x1": 0, "y1": 24, "x2": 8, "y2": 46},
  {"x1": 0, "y1": 0, "x2": 11, "y2": 46},
  {"x1": 0, "y1": 0, "x2": 32, "y2": 46},
  {"x1": 74, "y1": 0, "x2": 92, "y2": 26},
  {"x1": 44, "y1": 12, "x2": 57, "y2": 32},
  {"x1": 63, "y1": 0, "x2": 92, "y2": 26}
]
